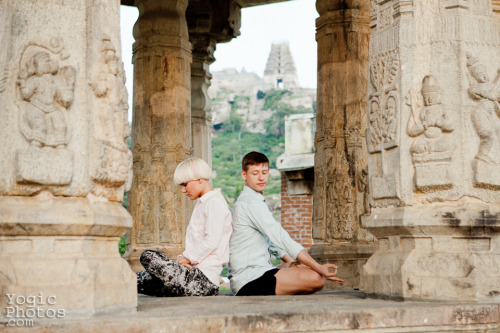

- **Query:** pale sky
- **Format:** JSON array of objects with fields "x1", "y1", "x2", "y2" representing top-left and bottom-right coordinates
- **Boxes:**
[{"x1": 119, "y1": 0, "x2": 318, "y2": 116}]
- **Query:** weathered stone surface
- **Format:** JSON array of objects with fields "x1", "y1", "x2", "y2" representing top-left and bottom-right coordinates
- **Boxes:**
[
  {"x1": 0, "y1": 0, "x2": 136, "y2": 316},
  {"x1": 363, "y1": 0, "x2": 500, "y2": 302},
  {"x1": 2, "y1": 292, "x2": 499, "y2": 332},
  {"x1": 0, "y1": 193, "x2": 136, "y2": 315},
  {"x1": 363, "y1": 201, "x2": 500, "y2": 302},
  {"x1": 313, "y1": 0, "x2": 374, "y2": 289},
  {"x1": 126, "y1": 0, "x2": 194, "y2": 272}
]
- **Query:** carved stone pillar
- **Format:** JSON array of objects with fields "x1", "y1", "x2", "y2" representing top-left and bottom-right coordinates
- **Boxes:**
[
  {"x1": 190, "y1": 36, "x2": 216, "y2": 164},
  {"x1": 127, "y1": 0, "x2": 193, "y2": 272},
  {"x1": 0, "y1": 0, "x2": 136, "y2": 316},
  {"x1": 362, "y1": 0, "x2": 500, "y2": 302},
  {"x1": 311, "y1": 0, "x2": 375, "y2": 289},
  {"x1": 186, "y1": 0, "x2": 241, "y2": 164}
]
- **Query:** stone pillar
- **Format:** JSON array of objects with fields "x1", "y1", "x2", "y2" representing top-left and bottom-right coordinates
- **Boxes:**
[
  {"x1": 186, "y1": 0, "x2": 241, "y2": 165},
  {"x1": 311, "y1": 0, "x2": 375, "y2": 289},
  {"x1": 0, "y1": 0, "x2": 136, "y2": 316},
  {"x1": 190, "y1": 36, "x2": 216, "y2": 164},
  {"x1": 127, "y1": 0, "x2": 193, "y2": 272},
  {"x1": 362, "y1": 0, "x2": 500, "y2": 302}
]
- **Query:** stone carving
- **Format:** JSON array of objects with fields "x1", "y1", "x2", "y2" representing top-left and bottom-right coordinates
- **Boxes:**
[
  {"x1": 18, "y1": 51, "x2": 75, "y2": 148},
  {"x1": 358, "y1": 168, "x2": 370, "y2": 214},
  {"x1": 466, "y1": 52, "x2": 500, "y2": 188},
  {"x1": 0, "y1": 67, "x2": 7, "y2": 93},
  {"x1": 406, "y1": 75, "x2": 454, "y2": 189},
  {"x1": 325, "y1": 151, "x2": 355, "y2": 241},
  {"x1": 89, "y1": 35, "x2": 132, "y2": 191},
  {"x1": 132, "y1": 143, "x2": 189, "y2": 245},
  {"x1": 135, "y1": 181, "x2": 154, "y2": 244},
  {"x1": 368, "y1": 51, "x2": 399, "y2": 200},
  {"x1": 16, "y1": 41, "x2": 76, "y2": 185}
]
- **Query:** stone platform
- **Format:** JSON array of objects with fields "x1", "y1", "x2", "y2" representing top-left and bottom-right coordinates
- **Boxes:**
[{"x1": 2, "y1": 291, "x2": 500, "y2": 332}]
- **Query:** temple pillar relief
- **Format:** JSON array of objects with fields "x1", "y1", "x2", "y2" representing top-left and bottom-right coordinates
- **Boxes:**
[
  {"x1": 0, "y1": 0, "x2": 136, "y2": 316},
  {"x1": 311, "y1": 0, "x2": 375, "y2": 289},
  {"x1": 362, "y1": 0, "x2": 500, "y2": 302},
  {"x1": 127, "y1": 0, "x2": 194, "y2": 272}
]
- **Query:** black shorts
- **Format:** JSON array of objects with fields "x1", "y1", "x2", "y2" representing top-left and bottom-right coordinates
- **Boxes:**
[{"x1": 236, "y1": 268, "x2": 280, "y2": 296}]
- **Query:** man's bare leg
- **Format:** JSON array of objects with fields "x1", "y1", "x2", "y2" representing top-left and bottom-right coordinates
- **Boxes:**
[{"x1": 275, "y1": 268, "x2": 325, "y2": 295}]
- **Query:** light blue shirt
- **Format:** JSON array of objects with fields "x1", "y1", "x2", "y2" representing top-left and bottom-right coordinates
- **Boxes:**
[{"x1": 229, "y1": 185, "x2": 304, "y2": 294}]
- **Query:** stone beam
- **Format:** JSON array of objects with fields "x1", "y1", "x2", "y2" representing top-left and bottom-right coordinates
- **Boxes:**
[
  {"x1": 121, "y1": 0, "x2": 290, "y2": 9},
  {"x1": 0, "y1": 0, "x2": 136, "y2": 316},
  {"x1": 127, "y1": 0, "x2": 194, "y2": 272},
  {"x1": 312, "y1": 0, "x2": 374, "y2": 289},
  {"x1": 363, "y1": 0, "x2": 500, "y2": 302}
]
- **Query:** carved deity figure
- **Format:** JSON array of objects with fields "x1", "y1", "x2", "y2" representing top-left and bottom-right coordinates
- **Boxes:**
[
  {"x1": 90, "y1": 36, "x2": 129, "y2": 150},
  {"x1": 17, "y1": 51, "x2": 76, "y2": 148},
  {"x1": 407, "y1": 75, "x2": 454, "y2": 162},
  {"x1": 466, "y1": 53, "x2": 500, "y2": 165},
  {"x1": 89, "y1": 36, "x2": 132, "y2": 191},
  {"x1": 384, "y1": 96, "x2": 397, "y2": 142},
  {"x1": 368, "y1": 93, "x2": 398, "y2": 152},
  {"x1": 368, "y1": 98, "x2": 382, "y2": 148}
]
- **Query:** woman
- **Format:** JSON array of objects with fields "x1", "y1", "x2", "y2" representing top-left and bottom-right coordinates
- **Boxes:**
[{"x1": 137, "y1": 158, "x2": 232, "y2": 296}]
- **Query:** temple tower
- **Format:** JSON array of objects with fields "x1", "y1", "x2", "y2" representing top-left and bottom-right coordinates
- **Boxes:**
[{"x1": 263, "y1": 42, "x2": 299, "y2": 89}]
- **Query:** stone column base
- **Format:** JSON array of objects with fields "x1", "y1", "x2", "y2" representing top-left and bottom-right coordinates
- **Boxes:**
[
  {"x1": 362, "y1": 202, "x2": 500, "y2": 303},
  {"x1": 309, "y1": 242, "x2": 375, "y2": 289},
  {"x1": 0, "y1": 194, "x2": 137, "y2": 317}
]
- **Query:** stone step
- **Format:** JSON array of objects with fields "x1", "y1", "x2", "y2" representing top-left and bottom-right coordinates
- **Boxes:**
[{"x1": 2, "y1": 291, "x2": 499, "y2": 332}]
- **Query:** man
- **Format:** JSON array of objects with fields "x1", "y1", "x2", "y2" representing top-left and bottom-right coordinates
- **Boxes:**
[{"x1": 229, "y1": 151, "x2": 343, "y2": 296}]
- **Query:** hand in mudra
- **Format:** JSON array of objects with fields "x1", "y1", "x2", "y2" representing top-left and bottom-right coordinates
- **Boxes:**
[
  {"x1": 176, "y1": 255, "x2": 193, "y2": 270},
  {"x1": 320, "y1": 264, "x2": 344, "y2": 284}
]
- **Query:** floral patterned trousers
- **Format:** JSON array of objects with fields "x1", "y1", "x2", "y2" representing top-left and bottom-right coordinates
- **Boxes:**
[{"x1": 137, "y1": 250, "x2": 219, "y2": 297}]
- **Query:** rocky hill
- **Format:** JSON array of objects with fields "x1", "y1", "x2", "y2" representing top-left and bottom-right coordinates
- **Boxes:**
[{"x1": 207, "y1": 42, "x2": 316, "y2": 216}]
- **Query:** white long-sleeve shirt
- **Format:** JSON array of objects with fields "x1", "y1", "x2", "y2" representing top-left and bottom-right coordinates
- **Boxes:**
[
  {"x1": 182, "y1": 188, "x2": 232, "y2": 285},
  {"x1": 229, "y1": 186, "x2": 304, "y2": 294}
]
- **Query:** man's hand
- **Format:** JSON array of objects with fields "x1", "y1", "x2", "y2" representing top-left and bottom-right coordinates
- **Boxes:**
[
  {"x1": 319, "y1": 264, "x2": 344, "y2": 284},
  {"x1": 176, "y1": 255, "x2": 193, "y2": 270}
]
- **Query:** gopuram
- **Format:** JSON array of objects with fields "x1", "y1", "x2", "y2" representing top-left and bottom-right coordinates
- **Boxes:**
[{"x1": 1, "y1": 0, "x2": 500, "y2": 331}]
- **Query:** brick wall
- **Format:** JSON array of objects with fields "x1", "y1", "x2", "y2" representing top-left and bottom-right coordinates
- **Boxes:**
[{"x1": 280, "y1": 173, "x2": 313, "y2": 248}]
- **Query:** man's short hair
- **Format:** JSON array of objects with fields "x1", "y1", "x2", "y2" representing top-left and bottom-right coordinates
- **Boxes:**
[
  {"x1": 242, "y1": 151, "x2": 269, "y2": 171},
  {"x1": 173, "y1": 157, "x2": 212, "y2": 185}
]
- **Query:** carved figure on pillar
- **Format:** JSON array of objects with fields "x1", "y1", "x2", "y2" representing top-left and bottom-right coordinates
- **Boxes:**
[
  {"x1": 406, "y1": 75, "x2": 454, "y2": 189},
  {"x1": 466, "y1": 52, "x2": 500, "y2": 187},
  {"x1": 16, "y1": 42, "x2": 76, "y2": 186},
  {"x1": 89, "y1": 35, "x2": 132, "y2": 195},
  {"x1": 367, "y1": 51, "x2": 399, "y2": 201},
  {"x1": 18, "y1": 51, "x2": 75, "y2": 148}
]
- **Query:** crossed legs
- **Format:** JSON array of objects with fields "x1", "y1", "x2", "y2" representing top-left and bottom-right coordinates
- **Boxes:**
[
  {"x1": 137, "y1": 250, "x2": 218, "y2": 297},
  {"x1": 275, "y1": 268, "x2": 325, "y2": 295}
]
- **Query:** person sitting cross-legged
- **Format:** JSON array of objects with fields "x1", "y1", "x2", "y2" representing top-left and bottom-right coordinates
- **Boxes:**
[
  {"x1": 229, "y1": 151, "x2": 344, "y2": 296},
  {"x1": 137, "y1": 157, "x2": 232, "y2": 297}
]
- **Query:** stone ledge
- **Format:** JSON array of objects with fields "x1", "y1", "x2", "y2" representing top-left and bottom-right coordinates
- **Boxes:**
[{"x1": 2, "y1": 291, "x2": 499, "y2": 332}]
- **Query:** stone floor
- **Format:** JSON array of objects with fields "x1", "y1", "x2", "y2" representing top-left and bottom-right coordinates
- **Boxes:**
[{"x1": 2, "y1": 290, "x2": 500, "y2": 332}]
